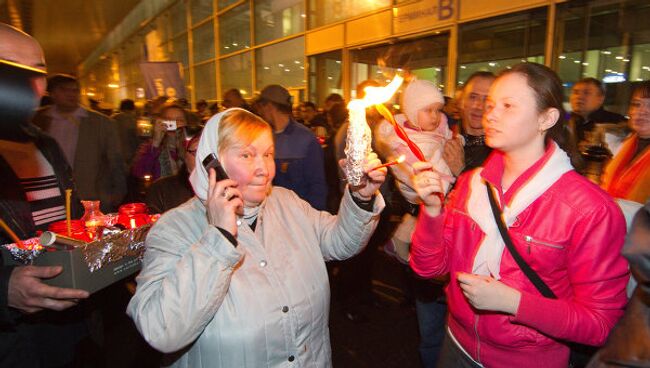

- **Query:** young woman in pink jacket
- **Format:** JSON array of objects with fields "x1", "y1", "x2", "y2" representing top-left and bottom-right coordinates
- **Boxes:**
[{"x1": 410, "y1": 63, "x2": 629, "y2": 368}]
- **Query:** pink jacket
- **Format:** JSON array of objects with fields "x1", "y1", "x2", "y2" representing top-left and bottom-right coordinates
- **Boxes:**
[{"x1": 411, "y1": 146, "x2": 629, "y2": 368}]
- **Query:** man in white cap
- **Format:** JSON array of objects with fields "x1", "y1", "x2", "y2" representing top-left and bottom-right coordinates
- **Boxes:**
[
  {"x1": 0, "y1": 22, "x2": 90, "y2": 367},
  {"x1": 256, "y1": 84, "x2": 328, "y2": 210}
]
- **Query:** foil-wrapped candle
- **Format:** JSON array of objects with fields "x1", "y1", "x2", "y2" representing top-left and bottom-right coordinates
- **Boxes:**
[
  {"x1": 344, "y1": 75, "x2": 404, "y2": 186},
  {"x1": 344, "y1": 99, "x2": 372, "y2": 186}
]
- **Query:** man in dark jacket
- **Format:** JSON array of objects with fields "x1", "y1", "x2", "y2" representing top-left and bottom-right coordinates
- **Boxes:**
[
  {"x1": 256, "y1": 84, "x2": 328, "y2": 210},
  {"x1": 32, "y1": 74, "x2": 126, "y2": 213},
  {"x1": 0, "y1": 23, "x2": 90, "y2": 367},
  {"x1": 458, "y1": 71, "x2": 495, "y2": 172},
  {"x1": 567, "y1": 77, "x2": 626, "y2": 172}
]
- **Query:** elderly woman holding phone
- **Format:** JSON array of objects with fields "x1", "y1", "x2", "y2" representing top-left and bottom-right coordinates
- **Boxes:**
[{"x1": 127, "y1": 108, "x2": 387, "y2": 367}]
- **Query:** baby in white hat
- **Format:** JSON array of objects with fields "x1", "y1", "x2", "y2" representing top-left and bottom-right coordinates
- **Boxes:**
[
  {"x1": 376, "y1": 79, "x2": 457, "y2": 203},
  {"x1": 376, "y1": 79, "x2": 460, "y2": 262}
]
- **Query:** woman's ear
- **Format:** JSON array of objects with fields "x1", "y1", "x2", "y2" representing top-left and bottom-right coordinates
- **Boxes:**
[{"x1": 538, "y1": 108, "x2": 560, "y2": 133}]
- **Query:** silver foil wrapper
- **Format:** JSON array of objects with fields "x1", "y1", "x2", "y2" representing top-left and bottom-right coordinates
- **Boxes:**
[
  {"x1": 82, "y1": 225, "x2": 150, "y2": 272},
  {"x1": 344, "y1": 104, "x2": 372, "y2": 186},
  {"x1": 4, "y1": 241, "x2": 44, "y2": 264}
]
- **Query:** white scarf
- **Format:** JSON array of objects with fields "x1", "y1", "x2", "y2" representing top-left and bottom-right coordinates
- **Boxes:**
[
  {"x1": 188, "y1": 108, "x2": 263, "y2": 223},
  {"x1": 468, "y1": 142, "x2": 573, "y2": 279}
]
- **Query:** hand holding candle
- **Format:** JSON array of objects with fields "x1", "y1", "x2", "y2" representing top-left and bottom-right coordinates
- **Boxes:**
[
  {"x1": 349, "y1": 151, "x2": 387, "y2": 200},
  {"x1": 344, "y1": 75, "x2": 404, "y2": 186},
  {"x1": 412, "y1": 161, "x2": 445, "y2": 216}
]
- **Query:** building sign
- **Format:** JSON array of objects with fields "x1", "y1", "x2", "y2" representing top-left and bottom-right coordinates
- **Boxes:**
[
  {"x1": 393, "y1": 0, "x2": 455, "y2": 35},
  {"x1": 139, "y1": 62, "x2": 186, "y2": 99}
]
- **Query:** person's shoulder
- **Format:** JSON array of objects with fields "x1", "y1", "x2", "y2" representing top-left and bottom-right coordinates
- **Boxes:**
[
  {"x1": 150, "y1": 197, "x2": 201, "y2": 230},
  {"x1": 34, "y1": 105, "x2": 51, "y2": 115},
  {"x1": 267, "y1": 186, "x2": 307, "y2": 208},
  {"x1": 268, "y1": 186, "x2": 298, "y2": 201},
  {"x1": 550, "y1": 171, "x2": 620, "y2": 216},
  {"x1": 448, "y1": 168, "x2": 476, "y2": 202},
  {"x1": 85, "y1": 107, "x2": 113, "y2": 122},
  {"x1": 595, "y1": 108, "x2": 626, "y2": 123},
  {"x1": 290, "y1": 120, "x2": 317, "y2": 136},
  {"x1": 31, "y1": 106, "x2": 51, "y2": 123}
]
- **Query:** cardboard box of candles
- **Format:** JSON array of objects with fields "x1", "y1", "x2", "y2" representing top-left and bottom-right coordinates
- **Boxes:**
[{"x1": 1, "y1": 203, "x2": 157, "y2": 294}]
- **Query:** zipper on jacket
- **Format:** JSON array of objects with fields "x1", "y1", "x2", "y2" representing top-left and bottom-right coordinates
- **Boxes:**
[{"x1": 524, "y1": 235, "x2": 564, "y2": 249}]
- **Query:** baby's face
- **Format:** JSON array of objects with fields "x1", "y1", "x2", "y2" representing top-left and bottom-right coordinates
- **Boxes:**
[{"x1": 416, "y1": 102, "x2": 444, "y2": 131}]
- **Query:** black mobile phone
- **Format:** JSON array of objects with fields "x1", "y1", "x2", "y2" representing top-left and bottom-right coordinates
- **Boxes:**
[{"x1": 202, "y1": 153, "x2": 229, "y2": 181}]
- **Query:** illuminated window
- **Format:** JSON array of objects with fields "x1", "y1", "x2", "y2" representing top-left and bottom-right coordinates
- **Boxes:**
[
  {"x1": 457, "y1": 8, "x2": 547, "y2": 85},
  {"x1": 254, "y1": 0, "x2": 305, "y2": 45},
  {"x1": 255, "y1": 37, "x2": 305, "y2": 90}
]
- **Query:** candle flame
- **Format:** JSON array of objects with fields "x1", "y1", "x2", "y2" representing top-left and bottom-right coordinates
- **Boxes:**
[
  {"x1": 344, "y1": 74, "x2": 404, "y2": 186},
  {"x1": 347, "y1": 75, "x2": 404, "y2": 109},
  {"x1": 396, "y1": 154, "x2": 406, "y2": 163}
]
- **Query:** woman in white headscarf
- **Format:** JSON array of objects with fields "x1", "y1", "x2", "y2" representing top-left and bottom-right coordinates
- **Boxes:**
[{"x1": 127, "y1": 108, "x2": 387, "y2": 367}]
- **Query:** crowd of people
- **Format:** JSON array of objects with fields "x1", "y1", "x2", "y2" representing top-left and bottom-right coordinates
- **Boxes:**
[{"x1": 0, "y1": 20, "x2": 649, "y2": 368}]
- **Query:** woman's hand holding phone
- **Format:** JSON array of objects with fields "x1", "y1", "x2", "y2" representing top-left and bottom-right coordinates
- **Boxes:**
[
  {"x1": 206, "y1": 168, "x2": 243, "y2": 236},
  {"x1": 152, "y1": 119, "x2": 168, "y2": 148}
]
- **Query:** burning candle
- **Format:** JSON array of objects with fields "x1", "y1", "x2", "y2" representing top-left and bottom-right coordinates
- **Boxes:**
[
  {"x1": 369, "y1": 155, "x2": 406, "y2": 172},
  {"x1": 65, "y1": 189, "x2": 72, "y2": 236},
  {"x1": 344, "y1": 75, "x2": 404, "y2": 186},
  {"x1": 130, "y1": 218, "x2": 137, "y2": 229},
  {"x1": 0, "y1": 219, "x2": 24, "y2": 249}
]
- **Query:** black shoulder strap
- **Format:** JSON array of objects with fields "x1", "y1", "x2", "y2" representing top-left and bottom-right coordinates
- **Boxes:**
[{"x1": 485, "y1": 182, "x2": 557, "y2": 299}]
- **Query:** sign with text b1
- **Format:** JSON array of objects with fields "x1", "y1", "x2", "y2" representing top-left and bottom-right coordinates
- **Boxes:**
[
  {"x1": 393, "y1": 0, "x2": 455, "y2": 35},
  {"x1": 139, "y1": 62, "x2": 186, "y2": 99}
]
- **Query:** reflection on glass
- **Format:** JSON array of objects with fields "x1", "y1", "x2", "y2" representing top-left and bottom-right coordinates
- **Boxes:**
[
  {"x1": 350, "y1": 35, "x2": 449, "y2": 102},
  {"x1": 192, "y1": 20, "x2": 215, "y2": 63},
  {"x1": 308, "y1": 0, "x2": 391, "y2": 29},
  {"x1": 555, "y1": 0, "x2": 650, "y2": 113},
  {"x1": 194, "y1": 62, "x2": 216, "y2": 100},
  {"x1": 255, "y1": 37, "x2": 305, "y2": 90},
  {"x1": 457, "y1": 56, "x2": 544, "y2": 86},
  {"x1": 220, "y1": 52, "x2": 253, "y2": 98},
  {"x1": 191, "y1": 0, "x2": 214, "y2": 24},
  {"x1": 171, "y1": 35, "x2": 190, "y2": 69},
  {"x1": 254, "y1": 0, "x2": 305, "y2": 45},
  {"x1": 219, "y1": 3, "x2": 251, "y2": 54},
  {"x1": 218, "y1": 0, "x2": 239, "y2": 10},
  {"x1": 309, "y1": 51, "x2": 342, "y2": 105},
  {"x1": 170, "y1": 1, "x2": 187, "y2": 36},
  {"x1": 154, "y1": 15, "x2": 170, "y2": 45},
  {"x1": 457, "y1": 8, "x2": 546, "y2": 85}
]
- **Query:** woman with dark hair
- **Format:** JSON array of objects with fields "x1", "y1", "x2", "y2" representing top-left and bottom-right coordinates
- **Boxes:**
[
  {"x1": 601, "y1": 81, "x2": 650, "y2": 204},
  {"x1": 145, "y1": 127, "x2": 203, "y2": 213},
  {"x1": 131, "y1": 102, "x2": 190, "y2": 181},
  {"x1": 410, "y1": 63, "x2": 629, "y2": 368}
]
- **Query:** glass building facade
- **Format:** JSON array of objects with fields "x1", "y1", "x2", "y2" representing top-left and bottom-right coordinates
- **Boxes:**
[{"x1": 79, "y1": 0, "x2": 650, "y2": 115}]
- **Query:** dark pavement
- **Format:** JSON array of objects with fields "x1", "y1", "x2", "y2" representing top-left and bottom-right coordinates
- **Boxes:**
[{"x1": 329, "y1": 250, "x2": 423, "y2": 368}]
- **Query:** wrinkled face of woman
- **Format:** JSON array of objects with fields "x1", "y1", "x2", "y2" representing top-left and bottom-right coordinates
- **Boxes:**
[
  {"x1": 629, "y1": 93, "x2": 650, "y2": 139},
  {"x1": 220, "y1": 131, "x2": 275, "y2": 207}
]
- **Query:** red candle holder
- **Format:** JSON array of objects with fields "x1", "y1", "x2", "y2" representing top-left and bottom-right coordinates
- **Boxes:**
[{"x1": 117, "y1": 203, "x2": 151, "y2": 229}]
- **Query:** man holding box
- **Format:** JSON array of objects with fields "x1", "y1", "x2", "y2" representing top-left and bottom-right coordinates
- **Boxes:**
[{"x1": 0, "y1": 23, "x2": 90, "y2": 367}]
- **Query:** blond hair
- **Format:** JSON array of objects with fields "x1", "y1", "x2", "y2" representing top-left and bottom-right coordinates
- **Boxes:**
[{"x1": 217, "y1": 109, "x2": 272, "y2": 155}]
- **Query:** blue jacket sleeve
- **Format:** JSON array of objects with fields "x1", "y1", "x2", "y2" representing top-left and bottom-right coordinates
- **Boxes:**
[{"x1": 303, "y1": 136, "x2": 328, "y2": 211}]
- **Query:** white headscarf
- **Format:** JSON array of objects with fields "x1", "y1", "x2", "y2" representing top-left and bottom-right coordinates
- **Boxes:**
[
  {"x1": 188, "y1": 108, "x2": 267, "y2": 224},
  {"x1": 189, "y1": 108, "x2": 247, "y2": 202}
]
